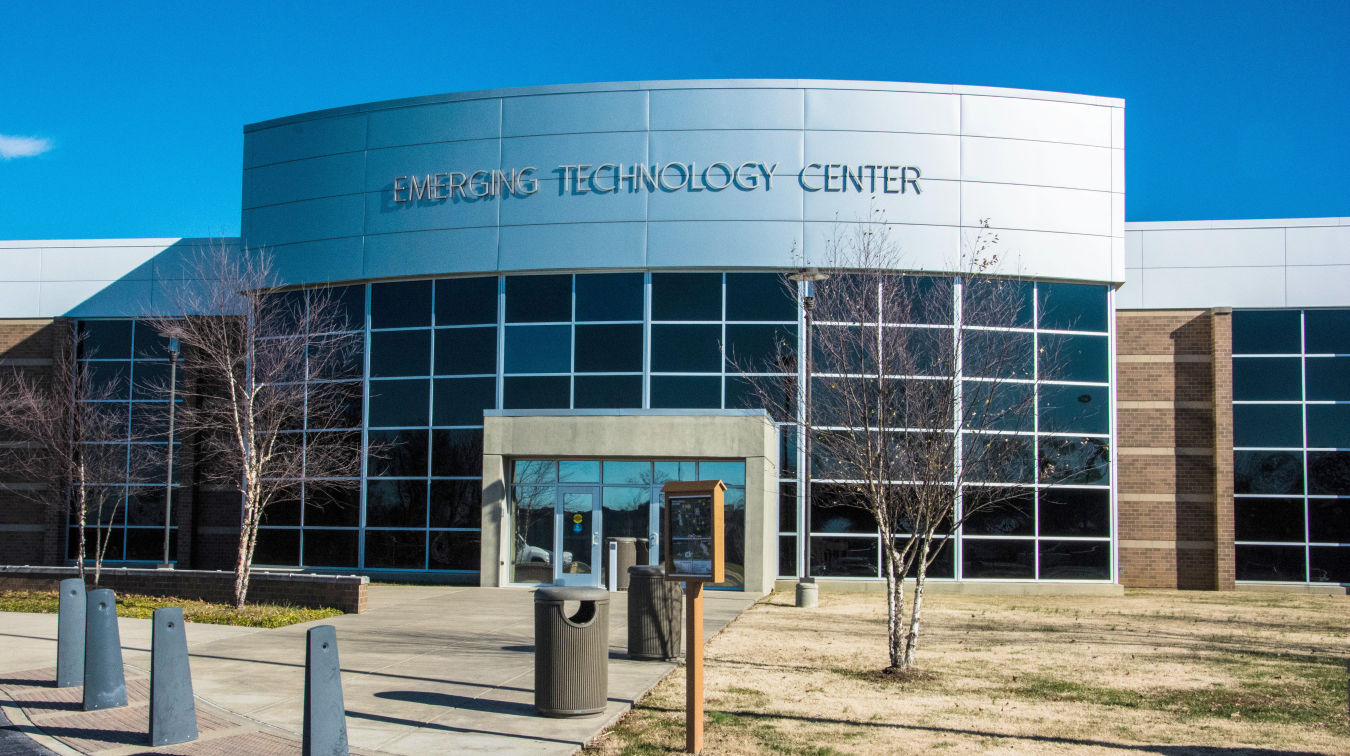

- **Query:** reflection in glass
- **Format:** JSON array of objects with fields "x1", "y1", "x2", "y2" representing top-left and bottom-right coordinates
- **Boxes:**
[
  {"x1": 511, "y1": 485, "x2": 555, "y2": 583},
  {"x1": 1309, "y1": 546, "x2": 1349, "y2": 583},
  {"x1": 1233, "y1": 310, "x2": 1301, "y2": 355},
  {"x1": 654, "y1": 461, "x2": 697, "y2": 483},
  {"x1": 1233, "y1": 358, "x2": 1302, "y2": 401},
  {"x1": 253, "y1": 529, "x2": 298, "y2": 566},
  {"x1": 366, "y1": 479, "x2": 429, "y2": 527},
  {"x1": 367, "y1": 429, "x2": 428, "y2": 477},
  {"x1": 779, "y1": 535, "x2": 797, "y2": 577},
  {"x1": 1038, "y1": 540, "x2": 1110, "y2": 579},
  {"x1": 1040, "y1": 333, "x2": 1109, "y2": 383},
  {"x1": 1234, "y1": 498, "x2": 1305, "y2": 542},
  {"x1": 434, "y1": 328, "x2": 497, "y2": 375},
  {"x1": 962, "y1": 538, "x2": 1035, "y2": 579},
  {"x1": 432, "y1": 429, "x2": 483, "y2": 477},
  {"x1": 1234, "y1": 451, "x2": 1304, "y2": 495},
  {"x1": 1307, "y1": 405, "x2": 1350, "y2": 449},
  {"x1": 724, "y1": 324, "x2": 796, "y2": 373},
  {"x1": 962, "y1": 330, "x2": 1032, "y2": 379},
  {"x1": 368, "y1": 379, "x2": 430, "y2": 427},
  {"x1": 1038, "y1": 384, "x2": 1109, "y2": 435},
  {"x1": 305, "y1": 485, "x2": 361, "y2": 527},
  {"x1": 603, "y1": 461, "x2": 651, "y2": 484},
  {"x1": 698, "y1": 461, "x2": 745, "y2": 486},
  {"x1": 1308, "y1": 451, "x2": 1350, "y2": 495},
  {"x1": 504, "y1": 275, "x2": 572, "y2": 324},
  {"x1": 435, "y1": 277, "x2": 498, "y2": 326},
  {"x1": 504, "y1": 325, "x2": 571, "y2": 373},
  {"x1": 1309, "y1": 498, "x2": 1350, "y2": 543},
  {"x1": 810, "y1": 536, "x2": 878, "y2": 577},
  {"x1": 430, "y1": 480, "x2": 481, "y2": 528},
  {"x1": 717, "y1": 487, "x2": 746, "y2": 589},
  {"x1": 1234, "y1": 404, "x2": 1303, "y2": 448},
  {"x1": 574, "y1": 375, "x2": 641, "y2": 409},
  {"x1": 365, "y1": 530, "x2": 427, "y2": 569},
  {"x1": 963, "y1": 278, "x2": 1032, "y2": 328},
  {"x1": 560, "y1": 460, "x2": 600, "y2": 483},
  {"x1": 963, "y1": 489, "x2": 1034, "y2": 536},
  {"x1": 1037, "y1": 283, "x2": 1108, "y2": 332},
  {"x1": 562, "y1": 493, "x2": 594, "y2": 575},
  {"x1": 810, "y1": 483, "x2": 875, "y2": 533},
  {"x1": 430, "y1": 531, "x2": 481, "y2": 570},
  {"x1": 1038, "y1": 437, "x2": 1110, "y2": 485},
  {"x1": 1039, "y1": 488, "x2": 1110, "y2": 537},
  {"x1": 1235, "y1": 544, "x2": 1305, "y2": 582},
  {"x1": 303, "y1": 529, "x2": 358, "y2": 567}
]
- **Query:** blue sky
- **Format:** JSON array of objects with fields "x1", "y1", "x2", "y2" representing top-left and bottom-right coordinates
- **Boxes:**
[{"x1": 2, "y1": 1, "x2": 1346, "y2": 239}]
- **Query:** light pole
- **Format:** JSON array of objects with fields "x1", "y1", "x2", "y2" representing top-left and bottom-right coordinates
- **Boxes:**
[
  {"x1": 158, "y1": 334, "x2": 179, "y2": 569},
  {"x1": 788, "y1": 268, "x2": 829, "y2": 605}
]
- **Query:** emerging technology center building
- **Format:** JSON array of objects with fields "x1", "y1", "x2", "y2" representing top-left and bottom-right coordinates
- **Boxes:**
[{"x1": 2, "y1": 79, "x2": 1347, "y2": 595}]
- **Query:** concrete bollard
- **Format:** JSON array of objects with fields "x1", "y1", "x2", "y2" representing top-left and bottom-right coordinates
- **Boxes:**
[
  {"x1": 83, "y1": 589, "x2": 127, "y2": 711},
  {"x1": 303, "y1": 625, "x2": 349, "y2": 756},
  {"x1": 56, "y1": 578, "x2": 85, "y2": 688},
  {"x1": 150, "y1": 608, "x2": 198, "y2": 746},
  {"x1": 795, "y1": 578, "x2": 818, "y2": 608}
]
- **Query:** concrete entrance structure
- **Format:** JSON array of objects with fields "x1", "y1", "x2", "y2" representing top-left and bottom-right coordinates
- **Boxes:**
[{"x1": 480, "y1": 410, "x2": 779, "y2": 593}]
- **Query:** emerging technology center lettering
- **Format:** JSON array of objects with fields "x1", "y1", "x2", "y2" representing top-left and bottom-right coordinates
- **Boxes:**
[{"x1": 392, "y1": 161, "x2": 922, "y2": 202}]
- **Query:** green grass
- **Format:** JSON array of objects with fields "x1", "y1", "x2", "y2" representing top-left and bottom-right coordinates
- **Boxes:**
[{"x1": 0, "y1": 590, "x2": 343, "y2": 628}]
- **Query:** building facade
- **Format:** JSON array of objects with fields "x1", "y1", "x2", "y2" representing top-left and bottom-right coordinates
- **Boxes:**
[{"x1": 0, "y1": 80, "x2": 1344, "y2": 593}]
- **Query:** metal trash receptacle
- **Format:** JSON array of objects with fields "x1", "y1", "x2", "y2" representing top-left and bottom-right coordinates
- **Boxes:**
[
  {"x1": 534, "y1": 586, "x2": 610, "y2": 717},
  {"x1": 626, "y1": 565, "x2": 683, "y2": 661},
  {"x1": 612, "y1": 538, "x2": 638, "y2": 590}
]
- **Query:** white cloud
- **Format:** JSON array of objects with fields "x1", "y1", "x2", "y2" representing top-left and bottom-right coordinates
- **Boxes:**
[{"x1": 0, "y1": 134, "x2": 53, "y2": 159}]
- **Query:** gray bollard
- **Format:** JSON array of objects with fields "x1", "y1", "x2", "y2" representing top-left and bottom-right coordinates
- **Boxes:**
[
  {"x1": 795, "y1": 577, "x2": 818, "y2": 608},
  {"x1": 303, "y1": 625, "x2": 348, "y2": 756},
  {"x1": 83, "y1": 588, "x2": 127, "y2": 711},
  {"x1": 56, "y1": 578, "x2": 85, "y2": 688},
  {"x1": 149, "y1": 608, "x2": 198, "y2": 746}
]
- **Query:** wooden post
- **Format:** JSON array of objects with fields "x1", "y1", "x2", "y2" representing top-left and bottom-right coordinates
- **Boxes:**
[{"x1": 685, "y1": 581, "x2": 703, "y2": 754}]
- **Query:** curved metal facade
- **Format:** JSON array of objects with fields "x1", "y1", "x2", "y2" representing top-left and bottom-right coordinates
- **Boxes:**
[{"x1": 242, "y1": 79, "x2": 1125, "y2": 287}]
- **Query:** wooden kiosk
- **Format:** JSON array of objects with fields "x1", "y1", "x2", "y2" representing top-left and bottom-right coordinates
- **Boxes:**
[{"x1": 660, "y1": 479, "x2": 726, "y2": 754}]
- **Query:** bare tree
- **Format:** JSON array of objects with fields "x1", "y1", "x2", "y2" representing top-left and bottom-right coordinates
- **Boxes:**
[
  {"x1": 145, "y1": 243, "x2": 365, "y2": 608},
  {"x1": 0, "y1": 326, "x2": 159, "y2": 583},
  {"x1": 734, "y1": 214, "x2": 1090, "y2": 672}
]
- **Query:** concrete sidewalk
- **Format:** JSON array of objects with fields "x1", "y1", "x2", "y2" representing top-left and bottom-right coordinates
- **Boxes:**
[{"x1": 0, "y1": 584, "x2": 758, "y2": 755}]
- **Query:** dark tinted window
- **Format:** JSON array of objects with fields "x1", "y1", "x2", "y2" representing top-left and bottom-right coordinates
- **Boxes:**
[
  {"x1": 810, "y1": 483, "x2": 876, "y2": 533},
  {"x1": 1234, "y1": 450, "x2": 1304, "y2": 495},
  {"x1": 962, "y1": 489, "x2": 1034, "y2": 536},
  {"x1": 305, "y1": 486, "x2": 360, "y2": 527},
  {"x1": 367, "y1": 428, "x2": 429, "y2": 477},
  {"x1": 1308, "y1": 451, "x2": 1350, "y2": 495},
  {"x1": 364, "y1": 530, "x2": 427, "y2": 569},
  {"x1": 1039, "y1": 384, "x2": 1109, "y2": 435},
  {"x1": 1310, "y1": 546, "x2": 1350, "y2": 583},
  {"x1": 432, "y1": 377, "x2": 495, "y2": 426},
  {"x1": 779, "y1": 482, "x2": 797, "y2": 532},
  {"x1": 503, "y1": 376, "x2": 569, "y2": 409},
  {"x1": 575, "y1": 324, "x2": 643, "y2": 372},
  {"x1": 87, "y1": 361, "x2": 131, "y2": 400},
  {"x1": 1038, "y1": 540, "x2": 1110, "y2": 580},
  {"x1": 962, "y1": 538, "x2": 1035, "y2": 578},
  {"x1": 1233, "y1": 358, "x2": 1302, "y2": 400},
  {"x1": 575, "y1": 272, "x2": 643, "y2": 322},
  {"x1": 1235, "y1": 498, "x2": 1304, "y2": 542},
  {"x1": 963, "y1": 278, "x2": 1032, "y2": 328},
  {"x1": 503, "y1": 325, "x2": 570, "y2": 373},
  {"x1": 79, "y1": 320, "x2": 133, "y2": 359},
  {"x1": 1304, "y1": 310, "x2": 1350, "y2": 354},
  {"x1": 573, "y1": 375, "x2": 641, "y2": 409},
  {"x1": 1306, "y1": 357, "x2": 1350, "y2": 400},
  {"x1": 329, "y1": 285, "x2": 366, "y2": 331},
  {"x1": 963, "y1": 330, "x2": 1033, "y2": 379},
  {"x1": 505, "y1": 275, "x2": 571, "y2": 323},
  {"x1": 430, "y1": 481, "x2": 481, "y2": 528},
  {"x1": 1309, "y1": 499, "x2": 1350, "y2": 543},
  {"x1": 886, "y1": 276, "x2": 955, "y2": 326},
  {"x1": 651, "y1": 324, "x2": 721, "y2": 372},
  {"x1": 809, "y1": 536, "x2": 878, "y2": 577},
  {"x1": 253, "y1": 529, "x2": 300, "y2": 566},
  {"x1": 1308, "y1": 405, "x2": 1350, "y2": 448},
  {"x1": 429, "y1": 531, "x2": 481, "y2": 570},
  {"x1": 1234, "y1": 404, "x2": 1303, "y2": 448},
  {"x1": 650, "y1": 376, "x2": 720, "y2": 409},
  {"x1": 434, "y1": 327, "x2": 497, "y2": 376},
  {"x1": 1038, "y1": 283, "x2": 1108, "y2": 332},
  {"x1": 1039, "y1": 488, "x2": 1110, "y2": 537},
  {"x1": 964, "y1": 435, "x2": 1036, "y2": 484},
  {"x1": 370, "y1": 330, "x2": 431, "y2": 377},
  {"x1": 435, "y1": 277, "x2": 497, "y2": 326},
  {"x1": 432, "y1": 429, "x2": 483, "y2": 477},
  {"x1": 1038, "y1": 437, "x2": 1110, "y2": 486},
  {"x1": 366, "y1": 480, "x2": 428, "y2": 528},
  {"x1": 725, "y1": 324, "x2": 796, "y2": 372},
  {"x1": 1233, "y1": 310, "x2": 1301, "y2": 355},
  {"x1": 371, "y1": 281, "x2": 432, "y2": 329},
  {"x1": 1235, "y1": 544, "x2": 1305, "y2": 581},
  {"x1": 1040, "y1": 333, "x2": 1109, "y2": 383},
  {"x1": 304, "y1": 529, "x2": 359, "y2": 567},
  {"x1": 779, "y1": 536, "x2": 797, "y2": 577},
  {"x1": 651, "y1": 272, "x2": 721, "y2": 321},
  {"x1": 726, "y1": 273, "x2": 796, "y2": 322},
  {"x1": 368, "y1": 379, "x2": 430, "y2": 427},
  {"x1": 133, "y1": 322, "x2": 173, "y2": 359}
]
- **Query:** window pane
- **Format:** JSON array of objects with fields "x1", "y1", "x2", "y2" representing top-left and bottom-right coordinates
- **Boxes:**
[
  {"x1": 603, "y1": 461, "x2": 651, "y2": 484},
  {"x1": 779, "y1": 536, "x2": 797, "y2": 577},
  {"x1": 430, "y1": 531, "x2": 480, "y2": 571},
  {"x1": 698, "y1": 461, "x2": 744, "y2": 485},
  {"x1": 368, "y1": 379, "x2": 430, "y2": 427},
  {"x1": 963, "y1": 381, "x2": 1033, "y2": 432},
  {"x1": 126, "y1": 528, "x2": 176, "y2": 562},
  {"x1": 726, "y1": 273, "x2": 796, "y2": 322},
  {"x1": 1038, "y1": 540, "x2": 1110, "y2": 580},
  {"x1": 964, "y1": 435, "x2": 1036, "y2": 484},
  {"x1": 1038, "y1": 283, "x2": 1108, "y2": 333},
  {"x1": 724, "y1": 324, "x2": 796, "y2": 373},
  {"x1": 1040, "y1": 333, "x2": 1109, "y2": 383},
  {"x1": 503, "y1": 376, "x2": 569, "y2": 409},
  {"x1": 133, "y1": 322, "x2": 174, "y2": 360},
  {"x1": 1233, "y1": 310, "x2": 1301, "y2": 355},
  {"x1": 1235, "y1": 544, "x2": 1305, "y2": 581},
  {"x1": 79, "y1": 320, "x2": 133, "y2": 359},
  {"x1": 1234, "y1": 404, "x2": 1303, "y2": 448},
  {"x1": 652, "y1": 272, "x2": 721, "y2": 321},
  {"x1": 131, "y1": 362, "x2": 176, "y2": 400},
  {"x1": 430, "y1": 480, "x2": 481, "y2": 528},
  {"x1": 651, "y1": 324, "x2": 721, "y2": 373},
  {"x1": 574, "y1": 375, "x2": 641, "y2": 409},
  {"x1": 86, "y1": 361, "x2": 131, "y2": 400},
  {"x1": 650, "y1": 376, "x2": 720, "y2": 409},
  {"x1": 962, "y1": 538, "x2": 1035, "y2": 578},
  {"x1": 432, "y1": 428, "x2": 483, "y2": 477},
  {"x1": 963, "y1": 279, "x2": 1033, "y2": 328},
  {"x1": 1233, "y1": 358, "x2": 1302, "y2": 401},
  {"x1": 514, "y1": 460, "x2": 556, "y2": 484},
  {"x1": 962, "y1": 330, "x2": 1033, "y2": 379},
  {"x1": 1039, "y1": 384, "x2": 1110, "y2": 435},
  {"x1": 253, "y1": 529, "x2": 299, "y2": 566},
  {"x1": 434, "y1": 327, "x2": 497, "y2": 375},
  {"x1": 1038, "y1": 437, "x2": 1110, "y2": 486},
  {"x1": 575, "y1": 324, "x2": 642, "y2": 372},
  {"x1": 504, "y1": 325, "x2": 571, "y2": 373},
  {"x1": 809, "y1": 483, "x2": 874, "y2": 533},
  {"x1": 1309, "y1": 498, "x2": 1350, "y2": 543},
  {"x1": 329, "y1": 285, "x2": 366, "y2": 331},
  {"x1": 810, "y1": 536, "x2": 878, "y2": 577},
  {"x1": 653, "y1": 461, "x2": 697, "y2": 483},
  {"x1": 257, "y1": 494, "x2": 300, "y2": 526},
  {"x1": 963, "y1": 489, "x2": 1034, "y2": 536},
  {"x1": 1304, "y1": 310, "x2": 1350, "y2": 354},
  {"x1": 433, "y1": 377, "x2": 496, "y2": 426},
  {"x1": 366, "y1": 479, "x2": 428, "y2": 528},
  {"x1": 779, "y1": 482, "x2": 797, "y2": 532},
  {"x1": 505, "y1": 275, "x2": 571, "y2": 323},
  {"x1": 1234, "y1": 498, "x2": 1304, "y2": 542},
  {"x1": 309, "y1": 335, "x2": 363, "y2": 380},
  {"x1": 602, "y1": 486, "x2": 651, "y2": 548},
  {"x1": 903, "y1": 537, "x2": 955, "y2": 578},
  {"x1": 1310, "y1": 546, "x2": 1350, "y2": 583},
  {"x1": 1308, "y1": 405, "x2": 1350, "y2": 448},
  {"x1": 1235, "y1": 450, "x2": 1304, "y2": 495},
  {"x1": 1308, "y1": 451, "x2": 1350, "y2": 495},
  {"x1": 725, "y1": 375, "x2": 794, "y2": 421},
  {"x1": 371, "y1": 281, "x2": 432, "y2": 329},
  {"x1": 575, "y1": 272, "x2": 643, "y2": 322},
  {"x1": 370, "y1": 330, "x2": 431, "y2": 377},
  {"x1": 1306, "y1": 357, "x2": 1350, "y2": 401},
  {"x1": 559, "y1": 460, "x2": 599, "y2": 482},
  {"x1": 1039, "y1": 487, "x2": 1110, "y2": 537},
  {"x1": 435, "y1": 277, "x2": 497, "y2": 326},
  {"x1": 364, "y1": 530, "x2": 427, "y2": 569},
  {"x1": 304, "y1": 529, "x2": 358, "y2": 567},
  {"x1": 367, "y1": 429, "x2": 428, "y2": 477},
  {"x1": 512, "y1": 485, "x2": 555, "y2": 583},
  {"x1": 305, "y1": 485, "x2": 360, "y2": 527},
  {"x1": 886, "y1": 275, "x2": 955, "y2": 326}
]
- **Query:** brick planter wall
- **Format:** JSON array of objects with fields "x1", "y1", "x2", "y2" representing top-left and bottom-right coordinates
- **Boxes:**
[{"x1": 0, "y1": 566, "x2": 368, "y2": 613}]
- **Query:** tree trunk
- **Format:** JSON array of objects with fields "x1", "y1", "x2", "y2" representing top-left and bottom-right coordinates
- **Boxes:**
[
  {"x1": 882, "y1": 537, "x2": 903, "y2": 669},
  {"x1": 233, "y1": 503, "x2": 259, "y2": 609},
  {"x1": 75, "y1": 484, "x2": 87, "y2": 582},
  {"x1": 901, "y1": 538, "x2": 932, "y2": 669}
]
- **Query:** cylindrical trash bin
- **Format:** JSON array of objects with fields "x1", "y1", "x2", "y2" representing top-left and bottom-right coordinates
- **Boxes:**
[
  {"x1": 612, "y1": 538, "x2": 638, "y2": 590},
  {"x1": 534, "y1": 586, "x2": 610, "y2": 717},
  {"x1": 635, "y1": 538, "x2": 650, "y2": 566},
  {"x1": 627, "y1": 565, "x2": 683, "y2": 661}
]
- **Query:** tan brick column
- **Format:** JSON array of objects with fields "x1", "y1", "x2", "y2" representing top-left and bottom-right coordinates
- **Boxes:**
[{"x1": 1211, "y1": 308, "x2": 1235, "y2": 590}]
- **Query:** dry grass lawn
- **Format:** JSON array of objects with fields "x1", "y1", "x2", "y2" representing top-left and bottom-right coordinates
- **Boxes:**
[{"x1": 590, "y1": 589, "x2": 1349, "y2": 755}]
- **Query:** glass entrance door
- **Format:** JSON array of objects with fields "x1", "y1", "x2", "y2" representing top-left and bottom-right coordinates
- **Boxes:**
[{"x1": 555, "y1": 487, "x2": 601, "y2": 586}]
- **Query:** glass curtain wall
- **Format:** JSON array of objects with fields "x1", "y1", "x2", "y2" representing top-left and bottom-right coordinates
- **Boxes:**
[
  {"x1": 1233, "y1": 309, "x2": 1350, "y2": 584},
  {"x1": 799, "y1": 279, "x2": 1113, "y2": 582}
]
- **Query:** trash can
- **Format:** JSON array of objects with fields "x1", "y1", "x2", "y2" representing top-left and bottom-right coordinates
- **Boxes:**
[
  {"x1": 534, "y1": 586, "x2": 609, "y2": 717},
  {"x1": 626, "y1": 565, "x2": 683, "y2": 661},
  {"x1": 611, "y1": 538, "x2": 638, "y2": 590}
]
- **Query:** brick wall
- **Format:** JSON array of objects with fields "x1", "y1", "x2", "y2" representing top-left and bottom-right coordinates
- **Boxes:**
[{"x1": 1116, "y1": 309, "x2": 1235, "y2": 589}]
